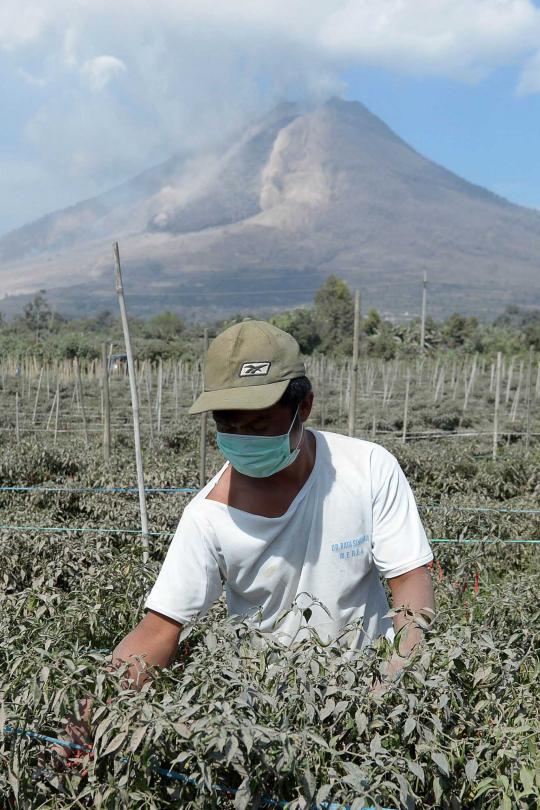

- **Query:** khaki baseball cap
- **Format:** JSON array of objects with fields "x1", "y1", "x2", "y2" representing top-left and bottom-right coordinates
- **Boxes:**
[{"x1": 189, "y1": 320, "x2": 305, "y2": 414}]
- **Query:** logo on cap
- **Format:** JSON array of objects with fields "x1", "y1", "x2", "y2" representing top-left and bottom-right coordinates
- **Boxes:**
[{"x1": 239, "y1": 361, "x2": 271, "y2": 377}]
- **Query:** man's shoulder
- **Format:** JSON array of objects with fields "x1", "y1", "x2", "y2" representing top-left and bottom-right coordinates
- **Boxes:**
[{"x1": 316, "y1": 430, "x2": 397, "y2": 467}]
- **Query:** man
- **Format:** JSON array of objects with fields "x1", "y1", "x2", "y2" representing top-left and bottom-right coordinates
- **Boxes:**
[{"x1": 113, "y1": 320, "x2": 435, "y2": 687}]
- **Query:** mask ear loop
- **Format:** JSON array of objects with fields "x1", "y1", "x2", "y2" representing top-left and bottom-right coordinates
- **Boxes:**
[{"x1": 289, "y1": 405, "x2": 305, "y2": 452}]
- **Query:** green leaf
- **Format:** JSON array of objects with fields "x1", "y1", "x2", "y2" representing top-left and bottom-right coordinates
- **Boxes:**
[
  {"x1": 407, "y1": 760, "x2": 424, "y2": 783},
  {"x1": 101, "y1": 731, "x2": 127, "y2": 757},
  {"x1": 465, "y1": 759, "x2": 478, "y2": 783},
  {"x1": 315, "y1": 785, "x2": 332, "y2": 804},
  {"x1": 431, "y1": 751, "x2": 450, "y2": 776},
  {"x1": 234, "y1": 778, "x2": 251, "y2": 810},
  {"x1": 404, "y1": 717, "x2": 416, "y2": 737},
  {"x1": 501, "y1": 794, "x2": 512, "y2": 810},
  {"x1": 129, "y1": 725, "x2": 147, "y2": 753},
  {"x1": 520, "y1": 766, "x2": 534, "y2": 794}
]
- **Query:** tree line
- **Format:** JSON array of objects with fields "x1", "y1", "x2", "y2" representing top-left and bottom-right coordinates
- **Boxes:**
[{"x1": 0, "y1": 277, "x2": 538, "y2": 361}]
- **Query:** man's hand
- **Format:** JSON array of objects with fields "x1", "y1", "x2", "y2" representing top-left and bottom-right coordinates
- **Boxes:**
[
  {"x1": 371, "y1": 564, "x2": 435, "y2": 695},
  {"x1": 388, "y1": 563, "x2": 435, "y2": 657},
  {"x1": 111, "y1": 610, "x2": 183, "y2": 689},
  {"x1": 54, "y1": 611, "x2": 183, "y2": 761}
]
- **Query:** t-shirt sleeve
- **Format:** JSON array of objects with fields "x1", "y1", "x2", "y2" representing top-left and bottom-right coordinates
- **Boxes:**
[
  {"x1": 370, "y1": 445, "x2": 433, "y2": 578},
  {"x1": 144, "y1": 504, "x2": 223, "y2": 624}
]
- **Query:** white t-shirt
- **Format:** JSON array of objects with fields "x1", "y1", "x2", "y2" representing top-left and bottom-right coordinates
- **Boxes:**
[{"x1": 145, "y1": 430, "x2": 433, "y2": 649}]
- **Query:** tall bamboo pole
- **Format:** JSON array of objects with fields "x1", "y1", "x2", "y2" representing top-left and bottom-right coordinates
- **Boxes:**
[
  {"x1": 32, "y1": 366, "x2": 44, "y2": 424},
  {"x1": 156, "y1": 357, "x2": 163, "y2": 435},
  {"x1": 74, "y1": 357, "x2": 89, "y2": 447},
  {"x1": 402, "y1": 368, "x2": 410, "y2": 445},
  {"x1": 113, "y1": 242, "x2": 149, "y2": 562},
  {"x1": 53, "y1": 380, "x2": 60, "y2": 447},
  {"x1": 102, "y1": 343, "x2": 111, "y2": 462},
  {"x1": 348, "y1": 291, "x2": 361, "y2": 437},
  {"x1": 525, "y1": 346, "x2": 533, "y2": 453},
  {"x1": 199, "y1": 328, "x2": 209, "y2": 487},
  {"x1": 15, "y1": 391, "x2": 20, "y2": 444},
  {"x1": 420, "y1": 270, "x2": 427, "y2": 350},
  {"x1": 492, "y1": 352, "x2": 502, "y2": 461},
  {"x1": 320, "y1": 354, "x2": 326, "y2": 429}
]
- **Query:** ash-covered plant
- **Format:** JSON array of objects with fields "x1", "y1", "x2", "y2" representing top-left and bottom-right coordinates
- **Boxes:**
[{"x1": 1, "y1": 567, "x2": 539, "y2": 810}]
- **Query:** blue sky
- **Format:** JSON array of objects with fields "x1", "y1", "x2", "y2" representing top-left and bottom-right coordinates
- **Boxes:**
[
  {"x1": 1, "y1": 0, "x2": 540, "y2": 236},
  {"x1": 344, "y1": 64, "x2": 540, "y2": 210}
]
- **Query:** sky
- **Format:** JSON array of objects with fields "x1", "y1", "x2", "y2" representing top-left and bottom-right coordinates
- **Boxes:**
[{"x1": 1, "y1": 0, "x2": 540, "y2": 236}]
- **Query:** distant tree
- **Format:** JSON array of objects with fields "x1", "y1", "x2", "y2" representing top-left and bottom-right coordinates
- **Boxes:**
[
  {"x1": 363, "y1": 308, "x2": 382, "y2": 336},
  {"x1": 494, "y1": 305, "x2": 540, "y2": 350},
  {"x1": 313, "y1": 276, "x2": 354, "y2": 353},
  {"x1": 145, "y1": 311, "x2": 185, "y2": 340},
  {"x1": 441, "y1": 313, "x2": 479, "y2": 349},
  {"x1": 270, "y1": 308, "x2": 320, "y2": 354},
  {"x1": 22, "y1": 291, "x2": 52, "y2": 341}
]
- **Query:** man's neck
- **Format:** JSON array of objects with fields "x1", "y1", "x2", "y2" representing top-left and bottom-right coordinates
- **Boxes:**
[{"x1": 207, "y1": 429, "x2": 317, "y2": 517}]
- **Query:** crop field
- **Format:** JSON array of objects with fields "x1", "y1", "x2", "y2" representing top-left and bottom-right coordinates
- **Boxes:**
[{"x1": 0, "y1": 352, "x2": 539, "y2": 809}]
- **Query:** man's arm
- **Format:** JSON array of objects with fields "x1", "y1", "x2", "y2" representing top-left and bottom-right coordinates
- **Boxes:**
[
  {"x1": 384, "y1": 563, "x2": 435, "y2": 680},
  {"x1": 60, "y1": 611, "x2": 182, "y2": 755},
  {"x1": 112, "y1": 610, "x2": 183, "y2": 688}
]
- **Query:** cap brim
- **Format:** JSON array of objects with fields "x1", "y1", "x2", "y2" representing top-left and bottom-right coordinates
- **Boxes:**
[{"x1": 189, "y1": 379, "x2": 290, "y2": 414}]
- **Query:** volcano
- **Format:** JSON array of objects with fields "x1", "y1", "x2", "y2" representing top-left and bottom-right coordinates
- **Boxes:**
[{"x1": 1, "y1": 98, "x2": 539, "y2": 320}]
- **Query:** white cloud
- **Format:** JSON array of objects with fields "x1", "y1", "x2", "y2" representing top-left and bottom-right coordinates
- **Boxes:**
[
  {"x1": 80, "y1": 55, "x2": 126, "y2": 91},
  {"x1": 517, "y1": 49, "x2": 540, "y2": 93}
]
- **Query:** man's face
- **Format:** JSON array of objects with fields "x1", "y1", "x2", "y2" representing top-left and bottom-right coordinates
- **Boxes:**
[{"x1": 213, "y1": 394, "x2": 313, "y2": 446}]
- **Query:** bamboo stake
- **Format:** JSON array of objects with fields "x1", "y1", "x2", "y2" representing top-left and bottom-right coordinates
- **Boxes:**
[
  {"x1": 53, "y1": 381, "x2": 60, "y2": 447},
  {"x1": 320, "y1": 354, "x2": 326, "y2": 429},
  {"x1": 46, "y1": 389, "x2": 57, "y2": 431},
  {"x1": 463, "y1": 355, "x2": 477, "y2": 412},
  {"x1": 505, "y1": 356, "x2": 515, "y2": 405},
  {"x1": 74, "y1": 357, "x2": 89, "y2": 447},
  {"x1": 145, "y1": 362, "x2": 155, "y2": 448},
  {"x1": 174, "y1": 362, "x2": 179, "y2": 422},
  {"x1": 113, "y1": 241, "x2": 149, "y2": 562},
  {"x1": 402, "y1": 369, "x2": 410, "y2": 444},
  {"x1": 32, "y1": 367, "x2": 44, "y2": 424},
  {"x1": 156, "y1": 357, "x2": 163, "y2": 435},
  {"x1": 15, "y1": 391, "x2": 20, "y2": 444},
  {"x1": 525, "y1": 347, "x2": 533, "y2": 453},
  {"x1": 102, "y1": 343, "x2": 111, "y2": 462},
  {"x1": 493, "y1": 351, "x2": 502, "y2": 460},
  {"x1": 199, "y1": 329, "x2": 209, "y2": 487},
  {"x1": 348, "y1": 291, "x2": 361, "y2": 437},
  {"x1": 420, "y1": 270, "x2": 427, "y2": 350}
]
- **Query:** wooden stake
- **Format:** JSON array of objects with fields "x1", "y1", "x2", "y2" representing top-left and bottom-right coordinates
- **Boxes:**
[
  {"x1": 53, "y1": 380, "x2": 60, "y2": 447},
  {"x1": 15, "y1": 391, "x2": 20, "y2": 443},
  {"x1": 46, "y1": 388, "x2": 57, "y2": 430},
  {"x1": 74, "y1": 357, "x2": 89, "y2": 447},
  {"x1": 32, "y1": 366, "x2": 43, "y2": 424},
  {"x1": 463, "y1": 355, "x2": 477, "y2": 412},
  {"x1": 145, "y1": 361, "x2": 155, "y2": 448},
  {"x1": 102, "y1": 343, "x2": 111, "y2": 462},
  {"x1": 402, "y1": 368, "x2": 410, "y2": 444},
  {"x1": 320, "y1": 354, "x2": 326, "y2": 429},
  {"x1": 113, "y1": 241, "x2": 149, "y2": 562},
  {"x1": 505, "y1": 356, "x2": 515, "y2": 405},
  {"x1": 493, "y1": 351, "x2": 502, "y2": 460},
  {"x1": 420, "y1": 270, "x2": 427, "y2": 350},
  {"x1": 199, "y1": 328, "x2": 209, "y2": 487},
  {"x1": 156, "y1": 357, "x2": 163, "y2": 435},
  {"x1": 348, "y1": 291, "x2": 361, "y2": 437},
  {"x1": 525, "y1": 347, "x2": 533, "y2": 453}
]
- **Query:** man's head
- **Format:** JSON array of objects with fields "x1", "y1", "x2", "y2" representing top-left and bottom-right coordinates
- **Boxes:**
[
  {"x1": 190, "y1": 322, "x2": 313, "y2": 476},
  {"x1": 212, "y1": 375, "x2": 313, "y2": 437},
  {"x1": 189, "y1": 320, "x2": 312, "y2": 423}
]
